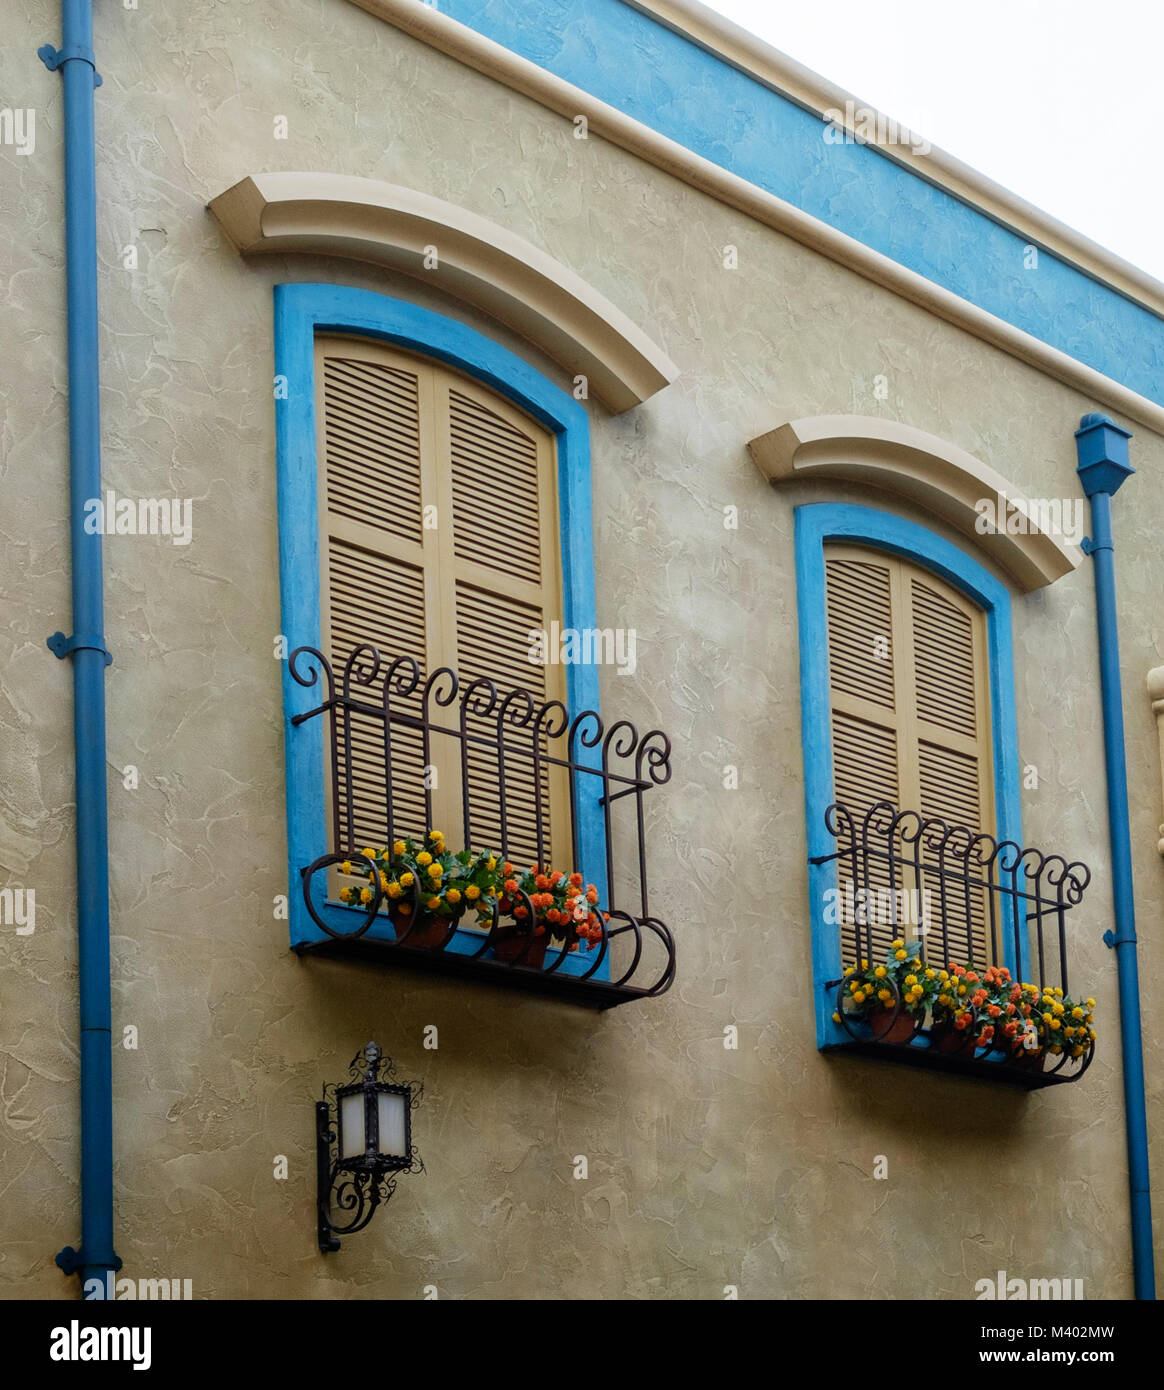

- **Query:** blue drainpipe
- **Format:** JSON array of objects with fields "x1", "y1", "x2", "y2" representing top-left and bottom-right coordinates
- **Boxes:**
[
  {"x1": 1075, "y1": 412, "x2": 1154, "y2": 1301},
  {"x1": 38, "y1": 2, "x2": 121, "y2": 1294}
]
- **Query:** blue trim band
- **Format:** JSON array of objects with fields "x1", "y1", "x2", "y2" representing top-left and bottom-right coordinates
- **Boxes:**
[
  {"x1": 437, "y1": 0, "x2": 1163, "y2": 408},
  {"x1": 793, "y1": 503, "x2": 1022, "y2": 1049},
  {"x1": 274, "y1": 283, "x2": 606, "y2": 977}
]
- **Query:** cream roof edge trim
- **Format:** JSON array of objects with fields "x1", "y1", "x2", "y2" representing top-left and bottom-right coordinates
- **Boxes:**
[
  {"x1": 340, "y1": 0, "x2": 1164, "y2": 438},
  {"x1": 208, "y1": 171, "x2": 679, "y2": 415},
  {"x1": 749, "y1": 415, "x2": 1082, "y2": 592},
  {"x1": 629, "y1": 0, "x2": 1164, "y2": 318}
]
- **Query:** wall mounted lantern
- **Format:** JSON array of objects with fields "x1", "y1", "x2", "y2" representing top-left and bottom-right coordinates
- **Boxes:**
[{"x1": 316, "y1": 1041, "x2": 423, "y2": 1253}]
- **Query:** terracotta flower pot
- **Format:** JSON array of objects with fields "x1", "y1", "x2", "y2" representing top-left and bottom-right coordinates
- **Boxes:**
[
  {"x1": 930, "y1": 1021, "x2": 974, "y2": 1054},
  {"x1": 391, "y1": 907, "x2": 454, "y2": 950},
  {"x1": 490, "y1": 924, "x2": 550, "y2": 969},
  {"x1": 867, "y1": 1004, "x2": 917, "y2": 1044}
]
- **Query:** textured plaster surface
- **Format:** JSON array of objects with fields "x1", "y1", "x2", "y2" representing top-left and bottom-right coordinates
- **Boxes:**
[{"x1": 1, "y1": 0, "x2": 1162, "y2": 1300}]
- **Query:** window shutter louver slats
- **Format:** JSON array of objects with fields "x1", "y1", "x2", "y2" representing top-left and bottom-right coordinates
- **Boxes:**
[
  {"x1": 323, "y1": 357, "x2": 424, "y2": 546},
  {"x1": 448, "y1": 388, "x2": 543, "y2": 587},
  {"x1": 824, "y1": 545, "x2": 995, "y2": 971},
  {"x1": 455, "y1": 580, "x2": 552, "y2": 867},
  {"x1": 325, "y1": 540, "x2": 430, "y2": 847},
  {"x1": 910, "y1": 578, "x2": 978, "y2": 739},
  {"x1": 825, "y1": 557, "x2": 896, "y2": 712}
]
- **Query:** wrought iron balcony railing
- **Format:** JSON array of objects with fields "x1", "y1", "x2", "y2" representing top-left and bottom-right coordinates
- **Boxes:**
[
  {"x1": 287, "y1": 643, "x2": 676, "y2": 1009},
  {"x1": 811, "y1": 801, "x2": 1095, "y2": 1089}
]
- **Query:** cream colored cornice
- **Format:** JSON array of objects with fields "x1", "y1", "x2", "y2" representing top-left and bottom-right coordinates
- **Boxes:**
[
  {"x1": 208, "y1": 172, "x2": 678, "y2": 414},
  {"x1": 627, "y1": 0, "x2": 1164, "y2": 319},
  {"x1": 748, "y1": 415, "x2": 1081, "y2": 592},
  {"x1": 344, "y1": 0, "x2": 1164, "y2": 438}
]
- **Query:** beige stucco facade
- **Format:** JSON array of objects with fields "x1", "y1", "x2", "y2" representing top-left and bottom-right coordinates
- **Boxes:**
[{"x1": 2, "y1": 0, "x2": 1162, "y2": 1300}]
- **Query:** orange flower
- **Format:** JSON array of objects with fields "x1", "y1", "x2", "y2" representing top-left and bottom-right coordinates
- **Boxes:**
[
  {"x1": 535, "y1": 874, "x2": 550, "y2": 890},
  {"x1": 569, "y1": 873, "x2": 583, "y2": 888},
  {"x1": 585, "y1": 887, "x2": 599, "y2": 904},
  {"x1": 987, "y1": 1004, "x2": 1001, "y2": 1018},
  {"x1": 503, "y1": 879, "x2": 519, "y2": 895}
]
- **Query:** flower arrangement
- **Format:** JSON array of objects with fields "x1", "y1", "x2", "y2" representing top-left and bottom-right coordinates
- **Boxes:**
[
  {"x1": 833, "y1": 939, "x2": 1097, "y2": 1066},
  {"x1": 335, "y1": 830, "x2": 610, "y2": 959}
]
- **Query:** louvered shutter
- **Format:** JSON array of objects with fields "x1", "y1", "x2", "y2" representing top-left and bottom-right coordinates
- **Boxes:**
[
  {"x1": 823, "y1": 545, "x2": 994, "y2": 968},
  {"x1": 434, "y1": 382, "x2": 567, "y2": 868},
  {"x1": 315, "y1": 338, "x2": 567, "y2": 873}
]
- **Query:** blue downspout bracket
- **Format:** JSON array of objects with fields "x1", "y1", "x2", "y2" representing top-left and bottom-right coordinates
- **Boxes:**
[
  {"x1": 47, "y1": 631, "x2": 112, "y2": 666},
  {"x1": 38, "y1": 42, "x2": 102, "y2": 86}
]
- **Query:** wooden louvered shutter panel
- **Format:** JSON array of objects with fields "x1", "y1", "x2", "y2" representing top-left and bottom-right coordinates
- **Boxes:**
[
  {"x1": 823, "y1": 546, "x2": 994, "y2": 969},
  {"x1": 435, "y1": 384, "x2": 567, "y2": 869},
  {"x1": 316, "y1": 345, "x2": 438, "y2": 851},
  {"x1": 905, "y1": 573, "x2": 993, "y2": 967},
  {"x1": 824, "y1": 550, "x2": 904, "y2": 968}
]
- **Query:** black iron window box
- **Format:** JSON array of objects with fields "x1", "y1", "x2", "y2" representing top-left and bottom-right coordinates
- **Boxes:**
[
  {"x1": 289, "y1": 644, "x2": 676, "y2": 1010},
  {"x1": 814, "y1": 801, "x2": 1096, "y2": 1090}
]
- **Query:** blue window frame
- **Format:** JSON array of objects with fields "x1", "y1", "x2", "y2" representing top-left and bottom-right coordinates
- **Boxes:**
[
  {"x1": 794, "y1": 502, "x2": 1023, "y2": 1048},
  {"x1": 273, "y1": 283, "x2": 606, "y2": 972}
]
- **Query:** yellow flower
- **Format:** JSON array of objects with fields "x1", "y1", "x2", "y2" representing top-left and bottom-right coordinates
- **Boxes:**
[
  {"x1": 894, "y1": 950, "x2": 907, "y2": 961},
  {"x1": 426, "y1": 896, "x2": 441, "y2": 910},
  {"x1": 1052, "y1": 1002, "x2": 1065, "y2": 1016},
  {"x1": 380, "y1": 873, "x2": 389, "y2": 889},
  {"x1": 399, "y1": 872, "x2": 414, "y2": 887},
  {"x1": 1053, "y1": 987, "x2": 1064, "y2": 997},
  {"x1": 924, "y1": 969, "x2": 935, "y2": 980},
  {"x1": 1071, "y1": 1006, "x2": 1083, "y2": 1019},
  {"x1": 428, "y1": 829, "x2": 444, "y2": 842},
  {"x1": 939, "y1": 970, "x2": 949, "y2": 981},
  {"x1": 393, "y1": 840, "x2": 406, "y2": 856},
  {"x1": 446, "y1": 888, "x2": 462, "y2": 904},
  {"x1": 878, "y1": 989, "x2": 892, "y2": 1003},
  {"x1": 1048, "y1": 1017, "x2": 1061, "y2": 1030},
  {"x1": 359, "y1": 888, "x2": 373, "y2": 904},
  {"x1": 427, "y1": 863, "x2": 442, "y2": 880},
  {"x1": 338, "y1": 887, "x2": 352, "y2": 904},
  {"x1": 387, "y1": 882, "x2": 403, "y2": 900},
  {"x1": 486, "y1": 857, "x2": 496, "y2": 871},
  {"x1": 853, "y1": 989, "x2": 866, "y2": 1004},
  {"x1": 465, "y1": 885, "x2": 481, "y2": 900},
  {"x1": 957, "y1": 985, "x2": 967, "y2": 996},
  {"x1": 891, "y1": 938, "x2": 904, "y2": 949},
  {"x1": 904, "y1": 974, "x2": 918, "y2": 987},
  {"x1": 1086, "y1": 998, "x2": 1096, "y2": 1009},
  {"x1": 340, "y1": 860, "x2": 352, "y2": 875},
  {"x1": 1089, "y1": 1029, "x2": 1097, "y2": 1041},
  {"x1": 417, "y1": 851, "x2": 433, "y2": 867},
  {"x1": 1072, "y1": 1046, "x2": 1084, "y2": 1058},
  {"x1": 874, "y1": 966, "x2": 887, "y2": 979},
  {"x1": 361, "y1": 848, "x2": 376, "y2": 859},
  {"x1": 832, "y1": 1012, "x2": 843, "y2": 1024}
]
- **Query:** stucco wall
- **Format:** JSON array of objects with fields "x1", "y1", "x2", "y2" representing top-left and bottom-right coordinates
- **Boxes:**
[{"x1": 1, "y1": 0, "x2": 1161, "y2": 1299}]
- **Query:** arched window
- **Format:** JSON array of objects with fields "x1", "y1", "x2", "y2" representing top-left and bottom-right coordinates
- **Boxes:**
[
  {"x1": 275, "y1": 285, "x2": 605, "y2": 961},
  {"x1": 794, "y1": 503, "x2": 1023, "y2": 1048}
]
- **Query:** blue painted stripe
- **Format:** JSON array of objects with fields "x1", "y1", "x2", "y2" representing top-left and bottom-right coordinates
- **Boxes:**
[
  {"x1": 437, "y1": 0, "x2": 1163, "y2": 407},
  {"x1": 274, "y1": 284, "x2": 607, "y2": 978},
  {"x1": 793, "y1": 503, "x2": 1022, "y2": 1049}
]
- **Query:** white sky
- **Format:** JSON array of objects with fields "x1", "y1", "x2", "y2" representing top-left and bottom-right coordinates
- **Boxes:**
[{"x1": 701, "y1": 0, "x2": 1164, "y2": 286}]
